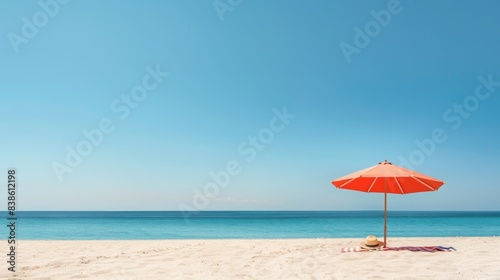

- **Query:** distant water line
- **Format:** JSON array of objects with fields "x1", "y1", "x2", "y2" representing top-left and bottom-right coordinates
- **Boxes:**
[{"x1": 2, "y1": 211, "x2": 499, "y2": 240}]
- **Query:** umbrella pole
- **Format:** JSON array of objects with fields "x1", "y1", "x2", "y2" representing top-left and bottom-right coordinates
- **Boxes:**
[{"x1": 384, "y1": 178, "x2": 387, "y2": 247}]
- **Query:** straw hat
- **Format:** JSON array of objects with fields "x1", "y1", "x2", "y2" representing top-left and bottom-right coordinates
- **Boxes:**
[{"x1": 360, "y1": 235, "x2": 385, "y2": 249}]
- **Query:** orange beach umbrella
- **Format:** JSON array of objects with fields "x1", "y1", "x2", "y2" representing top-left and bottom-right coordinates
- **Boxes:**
[{"x1": 331, "y1": 160, "x2": 445, "y2": 246}]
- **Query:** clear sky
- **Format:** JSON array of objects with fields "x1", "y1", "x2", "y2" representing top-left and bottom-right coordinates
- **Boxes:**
[{"x1": 1, "y1": 0, "x2": 499, "y2": 211}]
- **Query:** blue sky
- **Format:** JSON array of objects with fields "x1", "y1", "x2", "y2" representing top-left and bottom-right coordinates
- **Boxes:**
[{"x1": 1, "y1": 0, "x2": 499, "y2": 210}]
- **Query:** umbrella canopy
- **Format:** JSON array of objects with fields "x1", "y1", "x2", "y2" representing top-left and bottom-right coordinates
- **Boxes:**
[{"x1": 331, "y1": 160, "x2": 445, "y2": 246}]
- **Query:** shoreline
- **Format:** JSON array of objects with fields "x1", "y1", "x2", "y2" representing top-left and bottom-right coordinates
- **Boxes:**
[
  {"x1": 12, "y1": 235, "x2": 500, "y2": 240},
  {"x1": 12, "y1": 236, "x2": 499, "y2": 242},
  {"x1": 4, "y1": 237, "x2": 500, "y2": 279}
]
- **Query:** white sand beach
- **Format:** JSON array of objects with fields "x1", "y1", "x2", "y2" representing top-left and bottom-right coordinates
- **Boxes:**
[{"x1": 4, "y1": 237, "x2": 500, "y2": 279}]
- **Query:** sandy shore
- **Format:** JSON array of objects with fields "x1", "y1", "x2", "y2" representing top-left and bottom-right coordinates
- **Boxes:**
[{"x1": 3, "y1": 237, "x2": 500, "y2": 279}]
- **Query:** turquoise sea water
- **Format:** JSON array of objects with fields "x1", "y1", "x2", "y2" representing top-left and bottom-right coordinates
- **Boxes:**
[{"x1": 3, "y1": 211, "x2": 500, "y2": 240}]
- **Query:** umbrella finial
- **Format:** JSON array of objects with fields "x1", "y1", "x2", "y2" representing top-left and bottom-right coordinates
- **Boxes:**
[{"x1": 379, "y1": 160, "x2": 392, "y2": 165}]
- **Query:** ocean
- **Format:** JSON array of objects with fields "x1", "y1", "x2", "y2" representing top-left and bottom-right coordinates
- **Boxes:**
[{"x1": 4, "y1": 211, "x2": 500, "y2": 240}]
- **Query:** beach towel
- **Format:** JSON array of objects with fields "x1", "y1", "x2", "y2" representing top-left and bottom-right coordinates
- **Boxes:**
[
  {"x1": 382, "y1": 246, "x2": 456, "y2": 252},
  {"x1": 341, "y1": 246, "x2": 456, "y2": 253},
  {"x1": 340, "y1": 246, "x2": 379, "y2": 253}
]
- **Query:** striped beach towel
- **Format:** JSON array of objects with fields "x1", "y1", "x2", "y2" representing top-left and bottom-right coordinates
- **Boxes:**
[
  {"x1": 340, "y1": 246, "x2": 379, "y2": 253},
  {"x1": 341, "y1": 246, "x2": 456, "y2": 253},
  {"x1": 383, "y1": 246, "x2": 456, "y2": 252}
]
